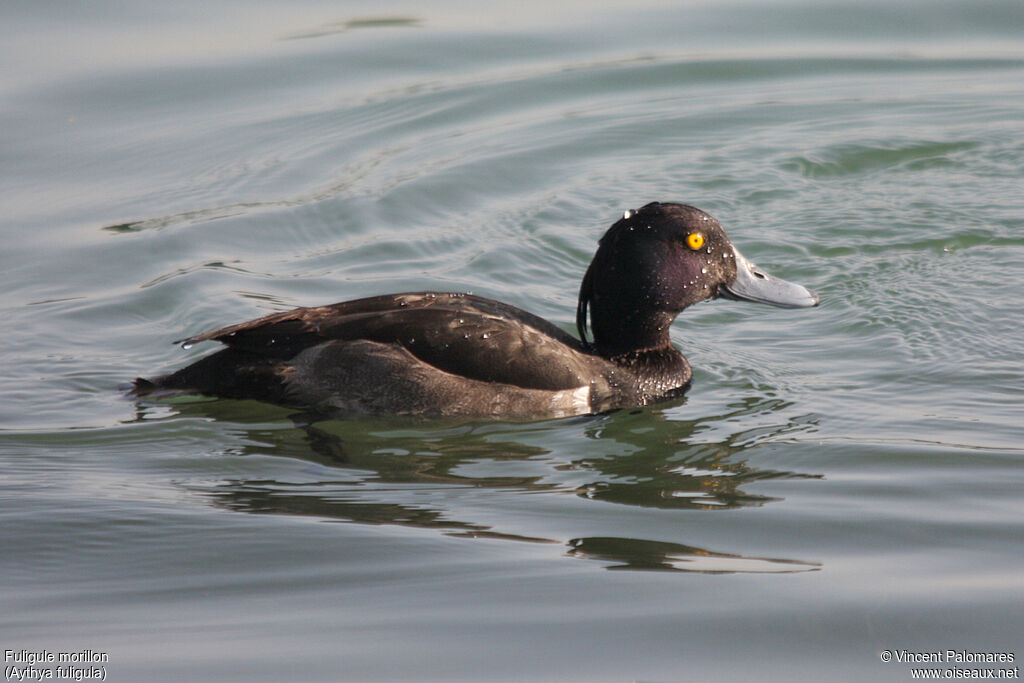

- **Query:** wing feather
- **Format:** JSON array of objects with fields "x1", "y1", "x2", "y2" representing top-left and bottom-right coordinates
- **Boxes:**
[{"x1": 174, "y1": 293, "x2": 591, "y2": 392}]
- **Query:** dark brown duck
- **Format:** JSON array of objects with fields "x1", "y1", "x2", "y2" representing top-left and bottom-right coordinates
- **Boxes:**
[{"x1": 133, "y1": 202, "x2": 819, "y2": 418}]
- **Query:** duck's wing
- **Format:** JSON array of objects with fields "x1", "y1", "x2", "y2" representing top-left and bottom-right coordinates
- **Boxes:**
[
  {"x1": 174, "y1": 293, "x2": 424, "y2": 351},
  {"x1": 177, "y1": 293, "x2": 592, "y2": 392}
]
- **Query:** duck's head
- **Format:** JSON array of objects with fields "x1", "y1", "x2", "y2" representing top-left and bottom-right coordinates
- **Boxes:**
[{"x1": 576, "y1": 202, "x2": 819, "y2": 356}]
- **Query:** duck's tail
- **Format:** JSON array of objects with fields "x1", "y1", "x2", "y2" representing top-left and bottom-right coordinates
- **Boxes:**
[{"x1": 129, "y1": 348, "x2": 292, "y2": 403}]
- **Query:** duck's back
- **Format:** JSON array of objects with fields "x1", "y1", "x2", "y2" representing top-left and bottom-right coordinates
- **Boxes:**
[{"x1": 136, "y1": 293, "x2": 633, "y2": 418}]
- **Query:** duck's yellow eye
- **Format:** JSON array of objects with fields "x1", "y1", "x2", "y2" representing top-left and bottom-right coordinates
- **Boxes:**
[{"x1": 686, "y1": 232, "x2": 705, "y2": 250}]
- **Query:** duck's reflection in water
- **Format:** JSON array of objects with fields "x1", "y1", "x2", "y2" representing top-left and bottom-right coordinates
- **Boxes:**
[
  {"x1": 156, "y1": 395, "x2": 822, "y2": 573},
  {"x1": 567, "y1": 537, "x2": 820, "y2": 574}
]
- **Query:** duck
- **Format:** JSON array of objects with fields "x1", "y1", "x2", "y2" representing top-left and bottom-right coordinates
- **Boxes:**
[{"x1": 133, "y1": 202, "x2": 818, "y2": 418}]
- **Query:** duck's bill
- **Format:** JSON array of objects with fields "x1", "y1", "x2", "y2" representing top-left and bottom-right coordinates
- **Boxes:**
[{"x1": 721, "y1": 248, "x2": 820, "y2": 308}]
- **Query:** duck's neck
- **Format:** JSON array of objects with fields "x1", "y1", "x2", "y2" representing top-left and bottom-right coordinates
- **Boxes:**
[{"x1": 591, "y1": 307, "x2": 676, "y2": 358}]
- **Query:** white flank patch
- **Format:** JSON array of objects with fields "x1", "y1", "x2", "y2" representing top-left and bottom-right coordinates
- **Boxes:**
[{"x1": 549, "y1": 385, "x2": 591, "y2": 417}]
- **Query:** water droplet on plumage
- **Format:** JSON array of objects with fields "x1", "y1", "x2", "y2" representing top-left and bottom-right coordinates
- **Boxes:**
[
  {"x1": 623, "y1": 209, "x2": 633, "y2": 220},
  {"x1": 181, "y1": 342, "x2": 193, "y2": 350}
]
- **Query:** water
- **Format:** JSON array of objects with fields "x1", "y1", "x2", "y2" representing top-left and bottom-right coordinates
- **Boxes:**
[{"x1": 3, "y1": 1, "x2": 1023, "y2": 680}]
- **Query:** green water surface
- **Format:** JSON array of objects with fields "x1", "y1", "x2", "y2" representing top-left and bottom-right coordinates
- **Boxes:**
[{"x1": 2, "y1": 0, "x2": 1023, "y2": 680}]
